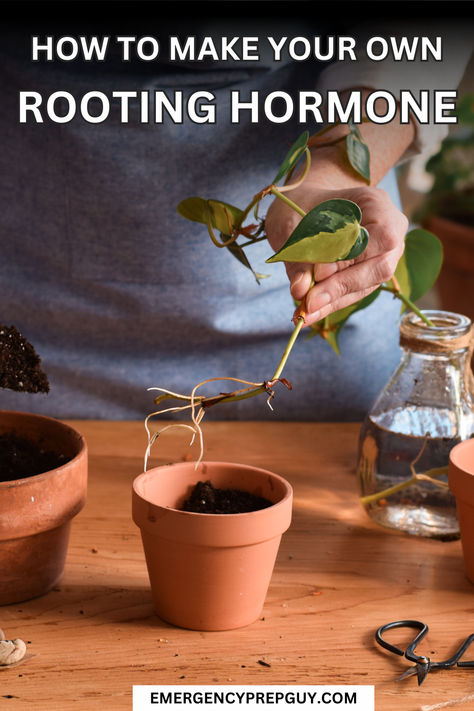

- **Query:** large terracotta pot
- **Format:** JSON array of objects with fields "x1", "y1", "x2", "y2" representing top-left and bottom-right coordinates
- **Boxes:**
[
  {"x1": 132, "y1": 461, "x2": 293, "y2": 631},
  {"x1": 449, "y1": 438, "x2": 474, "y2": 583},
  {"x1": 0, "y1": 411, "x2": 88, "y2": 605},
  {"x1": 424, "y1": 216, "x2": 474, "y2": 323}
]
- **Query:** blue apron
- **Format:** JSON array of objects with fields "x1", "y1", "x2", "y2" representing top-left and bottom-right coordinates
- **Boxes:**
[{"x1": 0, "y1": 31, "x2": 402, "y2": 420}]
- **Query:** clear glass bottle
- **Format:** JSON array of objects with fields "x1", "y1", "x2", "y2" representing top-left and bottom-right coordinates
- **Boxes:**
[{"x1": 357, "y1": 310, "x2": 474, "y2": 540}]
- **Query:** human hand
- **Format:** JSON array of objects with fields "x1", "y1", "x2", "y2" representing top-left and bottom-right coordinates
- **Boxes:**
[{"x1": 264, "y1": 182, "x2": 408, "y2": 327}]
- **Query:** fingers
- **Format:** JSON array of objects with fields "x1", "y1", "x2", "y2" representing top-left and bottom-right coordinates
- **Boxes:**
[
  {"x1": 298, "y1": 285, "x2": 381, "y2": 327},
  {"x1": 288, "y1": 260, "x2": 353, "y2": 301},
  {"x1": 295, "y1": 248, "x2": 401, "y2": 327},
  {"x1": 313, "y1": 259, "x2": 354, "y2": 282},
  {"x1": 286, "y1": 263, "x2": 313, "y2": 301},
  {"x1": 354, "y1": 187, "x2": 408, "y2": 260}
]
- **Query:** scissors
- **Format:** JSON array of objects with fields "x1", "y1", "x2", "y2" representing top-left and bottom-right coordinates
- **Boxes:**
[{"x1": 375, "y1": 620, "x2": 474, "y2": 686}]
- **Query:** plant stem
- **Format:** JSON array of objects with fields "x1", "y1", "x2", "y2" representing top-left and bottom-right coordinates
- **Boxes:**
[
  {"x1": 381, "y1": 285, "x2": 435, "y2": 327},
  {"x1": 279, "y1": 148, "x2": 312, "y2": 193},
  {"x1": 360, "y1": 466, "x2": 449, "y2": 506},
  {"x1": 272, "y1": 317, "x2": 305, "y2": 380},
  {"x1": 236, "y1": 194, "x2": 264, "y2": 230},
  {"x1": 238, "y1": 236, "x2": 269, "y2": 248},
  {"x1": 203, "y1": 317, "x2": 305, "y2": 408},
  {"x1": 270, "y1": 187, "x2": 307, "y2": 218}
]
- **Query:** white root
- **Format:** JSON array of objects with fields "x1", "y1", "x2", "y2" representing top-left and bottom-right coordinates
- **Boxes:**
[
  {"x1": 145, "y1": 376, "x2": 263, "y2": 469},
  {"x1": 410, "y1": 436, "x2": 449, "y2": 490},
  {"x1": 144, "y1": 424, "x2": 198, "y2": 472},
  {"x1": 414, "y1": 473, "x2": 449, "y2": 490},
  {"x1": 0, "y1": 629, "x2": 27, "y2": 666}
]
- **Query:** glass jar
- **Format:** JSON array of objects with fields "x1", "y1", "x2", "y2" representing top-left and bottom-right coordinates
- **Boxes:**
[{"x1": 357, "y1": 310, "x2": 474, "y2": 540}]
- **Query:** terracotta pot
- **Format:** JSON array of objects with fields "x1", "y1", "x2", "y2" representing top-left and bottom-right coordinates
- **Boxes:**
[
  {"x1": 424, "y1": 216, "x2": 474, "y2": 323},
  {"x1": 0, "y1": 411, "x2": 88, "y2": 605},
  {"x1": 132, "y1": 461, "x2": 293, "y2": 631},
  {"x1": 449, "y1": 438, "x2": 474, "y2": 583}
]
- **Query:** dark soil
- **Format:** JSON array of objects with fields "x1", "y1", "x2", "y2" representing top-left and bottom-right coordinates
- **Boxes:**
[
  {"x1": 0, "y1": 324, "x2": 49, "y2": 393},
  {"x1": 181, "y1": 480, "x2": 273, "y2": 514},
  {"x1": 0, "y1": 433, "x2": 67, "y2": 482}
]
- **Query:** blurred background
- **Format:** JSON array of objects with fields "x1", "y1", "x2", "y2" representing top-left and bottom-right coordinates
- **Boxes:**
[{"x1": 398, "y1": 53, "x2": 474, "y2": 318}]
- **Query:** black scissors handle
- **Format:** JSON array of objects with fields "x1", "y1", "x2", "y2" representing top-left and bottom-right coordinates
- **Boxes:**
[
  {"x1": 376, "y1": 620, "x2": 430, "y2": 685},
  {"x1": 376, "y1": 620, "x2": 429, "y2": 663}
]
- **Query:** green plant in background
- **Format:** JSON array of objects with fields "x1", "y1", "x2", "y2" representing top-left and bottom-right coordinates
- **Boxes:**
[
  {"x1": 415, "y1": 93, "x2": 474, "y2": 227},
  {"x1": 145, "y1": 127, "x2": 443, "y2": 467}
]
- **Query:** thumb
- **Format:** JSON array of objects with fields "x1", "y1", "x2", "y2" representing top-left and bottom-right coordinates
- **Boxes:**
[{"x1": 285, "y1": 263, "x2": 313, "y2": 301}]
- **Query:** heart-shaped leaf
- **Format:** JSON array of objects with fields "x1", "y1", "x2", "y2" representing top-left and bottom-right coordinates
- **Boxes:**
[
  {"x1": 177, "y1": 197, "x2": 244, "y2": 234},
  {"x1": 346, "y1": 123, "x2": 370, "y2": 183},
  {"x1": 391, "y1": 228, "x2": 443, "y2": 306},
  {"x1": 273, "y1": 131, "x2": 309, "y2": 184},
  {"x1": 266, "y1": 199, "x2": 364, "y2": 264}
]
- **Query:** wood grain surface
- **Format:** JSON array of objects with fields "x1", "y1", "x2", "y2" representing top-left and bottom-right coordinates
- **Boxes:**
[{"x1": 1, "y1": 420, "x2": 473, "y2": 711}]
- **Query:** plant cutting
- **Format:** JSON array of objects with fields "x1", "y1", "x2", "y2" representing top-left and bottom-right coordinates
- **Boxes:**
[
  {"x1": 131, "y1": 125, "x2": 460, "y2": 631},
  {"x1": 0, "y1": 324, "x2": 88, "y2": 605},
  {"x1": 145, "y1": 127, "x2": 444, "y2": 467}
]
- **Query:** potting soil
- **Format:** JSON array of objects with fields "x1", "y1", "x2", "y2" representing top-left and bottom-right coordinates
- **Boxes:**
[
  {"x1": 181, "y1": 480, "x2": 273, "y2": 514},
  {"x1": 0, "y1": 324, "x2": 49, "y2": 393},
  {"x1": 0, "y1": 433, "x2": 67, "y2": 482}
]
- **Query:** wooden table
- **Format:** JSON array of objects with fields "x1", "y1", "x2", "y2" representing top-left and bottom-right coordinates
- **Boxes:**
[{"x1": 1, "y1": 421, "x2": 473, "y2": 711}]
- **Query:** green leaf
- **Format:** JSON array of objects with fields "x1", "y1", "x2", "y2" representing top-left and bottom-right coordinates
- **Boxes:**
[
  {"x1": 226, "y1": 241, "x2": 269, "y2": 285},
  {"x1": 346, "y1": 121, "x2": 370, "y2": 183},
  {"x1": 306, "y1": 289, "x2": 381, "y2": 354},
  {"x1": 266, "y1": 199, "x2": 363, "y2": 264},
  {"x1": 349, "y1": 120, "x2": 363, "y2": 140},
  {"x1": 345, "y1": 226, "x2": 369, "y2": 260},
  {"x1": 208, "y1": 200, "x2": 244, "y2": 234},
  {"x1": 273, "y1": 131, "x2": 309, "y2": 184},
  {"x1": 392, "y1": 245, "x2": 410, "y2": 300},
  {"x1": 177, "y1": 196, "x2": 209, "y2": 224},
  {"x1": 177, "y1": 197, "x2": 244, "y2": 233},
  {"x1": 392, "y1": 228, "x2": 443, "y2": 306},
  {"x1": 452, "y1": 94, "x2": 474, "y2": 127}
]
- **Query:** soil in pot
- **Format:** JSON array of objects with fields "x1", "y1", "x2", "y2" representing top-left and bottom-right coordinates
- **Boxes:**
[
  {"x1": 0, "y1": 412, "x2": 88, "y2": 605},
  {"x1": 181, "y1": 479, "x2": 273, "y2": 514},
  {"x1": 0, "y1": 432, "x2": 68, "y2": 482}
]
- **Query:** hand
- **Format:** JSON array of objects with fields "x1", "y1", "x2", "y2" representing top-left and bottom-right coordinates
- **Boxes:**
[{"x1": 264, "y1": 182, "x2": 408, "y2": 327}]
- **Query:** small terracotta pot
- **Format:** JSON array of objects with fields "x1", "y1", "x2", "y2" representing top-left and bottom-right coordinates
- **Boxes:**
[
  {"x1": 0, "y1": 411, "x2": 88, "y2": 605},
  {"x1": 132, "y1": 461, "x2": 293, "y2": 631},
  {"x1": 449, "y1": 438, "x2": 474, "y2": 583}
]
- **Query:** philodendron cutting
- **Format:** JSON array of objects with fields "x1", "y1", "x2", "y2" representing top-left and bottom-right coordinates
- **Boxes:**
[{"x1": 145, "y1": 127, "x2": 443, "y2": 466}]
